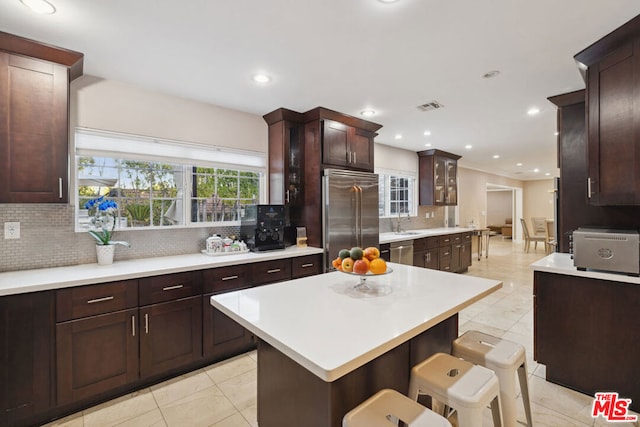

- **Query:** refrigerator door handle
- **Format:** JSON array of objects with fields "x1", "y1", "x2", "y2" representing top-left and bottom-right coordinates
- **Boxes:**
[{"x1": 356, "y1": 185, "x2": 363, "y2": 247}]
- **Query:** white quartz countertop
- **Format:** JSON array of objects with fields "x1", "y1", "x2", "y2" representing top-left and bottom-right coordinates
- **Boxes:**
[
  {"x1": 379, "y1": 227, "x2": 475, "y2": 244},
  {"x1": 211, "y1": 263, "x2": 502, "y2": 382},
  {"x1": 531, "y1": 253, "x2": 640, "y2": 285},
  {"x1": 0, "y1": 246, "x2": 324, "y2": 296}
]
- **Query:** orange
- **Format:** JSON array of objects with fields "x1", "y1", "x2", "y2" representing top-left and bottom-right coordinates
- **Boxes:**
[{"x1": 369, "y1": 258, "x2": 387, "y2": 274}]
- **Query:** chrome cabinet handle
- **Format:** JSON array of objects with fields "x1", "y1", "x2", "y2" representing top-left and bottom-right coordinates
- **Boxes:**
[
  {"x1": 348, "y1": 151, "x2": 352, "y2": 163},
  {"x1": 267, "y1": 268, "x2": 281, "y2": 274},
  {"x1": 301, "y1": 263, "x2": 314, "y2": 268},
  {"x1": 353, "y1": 151, "x2": 356, "y2": 164},
  {"x1": 587, "y1": 177, "x2": 593, "y2": 198},
  {"x1": 145, "y1": 313, "x2": 149, "y2": 334},
  {"x1": 58, "y1": 177, "x2": 63, "y2": 198},
  {"x1": 286, "y1": 190, "x2": 290, "y2": 203},
  {"x1": 163, "y1": 284, "x2": 184, "y2": 291},
  {"x1": 132, "y1": 315, "x2": 136, "y2": 337},
  {"x1": 221, "y1": 275, "x2": 238, "y2": 281},
  {"x1": 87, "y1": 296, "x2": 114, "y2": 304}
]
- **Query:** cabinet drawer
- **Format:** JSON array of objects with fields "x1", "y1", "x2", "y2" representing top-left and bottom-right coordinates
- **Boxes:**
[
  {"x1": 139, "y1": 272, "x2": 202, "y2": 306},
  {"x1": 439, "y1": 235, "x2": 452, "y2": 246},
  {"x1": 452, "y1": 233, "x2": 462, "y2": 243},
  {"x1": 203, "y1": 264, "x2": 254, "y2": 294},
  {"x1": 252, "y1": 259, "x2": 292, "y2": 285},
  {"x1": 292, "y1": 254, "x2": 323, "y2": 279},
  {"x1": 439, "y1": 245, "x2": 452, "y2": 259},
  {"x1": 56, "y1": 280, "x2": 138, "y2": 322}
]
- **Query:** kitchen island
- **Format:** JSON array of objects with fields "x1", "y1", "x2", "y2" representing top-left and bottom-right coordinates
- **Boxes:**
[
  {"x1": 211, "y1": 262, "x2": 502, "y2": 427},
  {"x1": 532, "y1": 253, "x2": 640, "y2": 412}
]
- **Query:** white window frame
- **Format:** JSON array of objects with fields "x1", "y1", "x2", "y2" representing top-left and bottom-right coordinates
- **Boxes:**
[
  {"x1": 73, "y1": 128, "x2": 267, "y2": 231},
  {"x1": 376, "y1": 167, "x2": 417, "y2": 218}
]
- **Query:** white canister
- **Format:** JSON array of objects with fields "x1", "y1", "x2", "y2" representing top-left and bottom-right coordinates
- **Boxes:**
[{"x1": 206, "y1": 235, "x2": 223, "y2": 253}]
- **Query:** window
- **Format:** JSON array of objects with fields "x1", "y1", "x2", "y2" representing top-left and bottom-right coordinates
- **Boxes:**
[
  {"x1": 75, "y1": 128, "x2": 266, "y2": 231},
  {"x1": 377, "y1": 170, "x2": 416, "y2": 217}
]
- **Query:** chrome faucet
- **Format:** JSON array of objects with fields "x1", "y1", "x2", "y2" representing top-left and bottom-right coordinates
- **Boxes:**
[{"x1": 395, "y1": 210, "x2": 410, "y2": 233}]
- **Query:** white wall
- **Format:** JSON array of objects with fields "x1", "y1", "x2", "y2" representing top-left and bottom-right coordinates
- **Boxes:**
[
  {"x1": 374, "y1": 143, "x2": 418, "y2": 174},
  {"x1": 70, "y1": 76, "x2": 267, "y2": 153},
  {"x1": 487, "y1": 191, "x2": 513, "y2": 225}
]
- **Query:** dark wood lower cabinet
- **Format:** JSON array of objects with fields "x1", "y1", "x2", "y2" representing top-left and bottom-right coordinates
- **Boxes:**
[
  {"x1": 0, "y1": 291, "x2": 54, "y2": 427},
  {"x1": 203, "y1": 295, "x2": 255, "y2": 360},
  {"x1": 56, "y1": 308, "x2": 138, "y2": 405},
  {"x1": 534, "y1": 271, "x2": 640, "y2": 411},
  {"x1": 139, "y1": 296, "x2": 202, "y2": 378},
  {"x1": 6, "y1": 254, "x2": 320, "y2": 426}
]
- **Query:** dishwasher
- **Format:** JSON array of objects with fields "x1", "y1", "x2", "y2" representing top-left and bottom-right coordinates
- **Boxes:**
[{"x1": 390, "y1": 240, "x2": 414, "y2": 265}]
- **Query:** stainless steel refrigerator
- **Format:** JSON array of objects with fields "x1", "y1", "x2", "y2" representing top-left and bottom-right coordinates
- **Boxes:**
[{"x1": 323, "y1": 169, "x2": 380, "y2": 270}]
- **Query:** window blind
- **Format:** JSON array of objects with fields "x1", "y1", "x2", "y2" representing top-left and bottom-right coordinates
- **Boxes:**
[{"x1": 75, "y1": 128, "x2": 266, "y2": 172}]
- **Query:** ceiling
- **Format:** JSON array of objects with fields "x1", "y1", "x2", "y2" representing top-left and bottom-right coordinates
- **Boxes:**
[{"x1": 2, "y1": 0, "x2": 640, "y2": 180}]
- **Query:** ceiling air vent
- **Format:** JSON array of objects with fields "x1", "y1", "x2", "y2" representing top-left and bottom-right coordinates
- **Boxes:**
[{"x1": 417, "y1": 101, "x2": 444, "y2": 111}]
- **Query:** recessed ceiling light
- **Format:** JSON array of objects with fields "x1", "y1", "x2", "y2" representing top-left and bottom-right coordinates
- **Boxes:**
[
  {"x1": 482, "y1": 70, "x2": 500, "y2": 79},
  {"x1": 378, "y1": 0, "x2": 399, "y2": 3},
  {"x1": 423, "y1": 130, "x2": 431, "y2": 136},
  {"x1": 252, "y1": 74, "x2": 271, "y2": 83},
  {"x1": 465, "y1": 144, "x2": 472, "y2": 150},
  {"x1": 516, "y1": 163, "x2": 523, "y2": 166},
  {"x1": 20, "y1": 0, "x2": 56, "y2": 14},
  {"x1": 545, "y1": 172, "x2": 551, "y2": 176},
  {"x1": 493, "y1": 155, "x2": 500, "y2": 159},
  {"x1": 394, "y1": 134, "x2": 402, "y2": 140},
  {"x1": 534, "y1": 168, "x2": 540, "y2": 173},
  {"x1": 527, "y1": 107, "x2": 540, "y2": 116},
  {"x1": 360, "y1": 110, "x2": 376, "y2": 117},
  {"x1": 425, "y1": 143, "x2": 432, "y2": 147},
  {"x1": 554, "y1": 131, "x2": 559, "y2": 136}
]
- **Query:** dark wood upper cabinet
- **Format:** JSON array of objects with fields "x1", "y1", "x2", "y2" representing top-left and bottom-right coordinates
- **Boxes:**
[
  {"x1": 0, "y1": 32, "x2": 83, "y2": 203},
  {"x1": 574, "y1": 15, "x2": 640, "y2": 205},
  {"x1": 418, "y1": 149, "x2": 461, "y2": 206},
  {"x1": 547, "y1": 90, "x2": 640, "y2": 251},
  {"x1": 321, "y1": 119, "x2": 375, "y2": 171},
  {"x1": 264, "y1": 107, "x2": 382, "y2": 248}
]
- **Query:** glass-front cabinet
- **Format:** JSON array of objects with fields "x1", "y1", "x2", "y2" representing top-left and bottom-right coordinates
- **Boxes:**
[{"x1": 418, "y1": 149, "x2": 461, "y2": 206}]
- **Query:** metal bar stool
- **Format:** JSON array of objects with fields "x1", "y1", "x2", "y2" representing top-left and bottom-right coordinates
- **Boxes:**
[
  {"x1": 343, "y1": 388, "x2": 451, "y2": 427},
  {"x1": 452, "y1": 330, "x2": 533, "y2": 427},
  {"x1": 409, "y1": 353, "x2": 503, "y2": 427}
]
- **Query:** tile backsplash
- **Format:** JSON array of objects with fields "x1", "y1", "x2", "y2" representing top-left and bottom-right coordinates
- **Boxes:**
[
  {"x1": 1, "y1": 204, "x2": 446, "y2": 272},
  {"x1": 0, "y1": 204, "x2": 239, "y2": 272}
]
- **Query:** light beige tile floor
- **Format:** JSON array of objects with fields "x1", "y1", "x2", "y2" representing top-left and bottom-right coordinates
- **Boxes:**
[{"x1": 43, "y1": 238, "x2": 639, "y2": 427}]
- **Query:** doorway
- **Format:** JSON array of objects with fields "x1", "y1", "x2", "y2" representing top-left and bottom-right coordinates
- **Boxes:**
[{"x1": 486, "y1": 184, "x2": 523, "y2": 243}]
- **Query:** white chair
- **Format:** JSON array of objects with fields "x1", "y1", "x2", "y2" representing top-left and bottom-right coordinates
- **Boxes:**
[
  {"x1": 545, "y1": 220, "x2": 557, "y2": 254},
  {"x1": 520, "y1": 218, "x2": 546, "y2": 253},
  {"x1": 409, "y1": 353, "x2": 504, "y2": 427},
  {"x1": 343, "y1": 388, "x2": 451, "y2": 427},
  {"x1": 452, "y1": 330, "x2": 533, "y2": 427},
  {"x1": 530, "y1": 217, "x2": 547, "y2": 237}
]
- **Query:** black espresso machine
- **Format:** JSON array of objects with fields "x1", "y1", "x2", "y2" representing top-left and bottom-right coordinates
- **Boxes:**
[{"x1": 240, "y1": 204, "x2": 286, "y2": 251}]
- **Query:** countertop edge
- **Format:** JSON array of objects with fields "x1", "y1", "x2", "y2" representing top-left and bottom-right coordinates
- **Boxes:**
[
  {"x1": 0, "y1": 246, "x2": 325, "y2": 296},
  {"x1": 379, "y1": 227, "x2": 476, "y2": 244},
  {"x1": 530, "y1": 253, "x2": 640, "y2": 285}
]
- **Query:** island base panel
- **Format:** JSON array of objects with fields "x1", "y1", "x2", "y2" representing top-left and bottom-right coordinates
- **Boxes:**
[{"x1": 257, "y1": 315, "x2": 458, "y2": 427}]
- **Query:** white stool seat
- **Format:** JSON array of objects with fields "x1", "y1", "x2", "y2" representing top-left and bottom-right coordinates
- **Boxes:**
[
  {"x1": 343, "y1": 389, "x2": 451, "y2": 427},
  {"x1": 452, "y1": 330, "x2": 533, "y2": 427},
  {"x1": 409, "y1": 353, "x2": 503, "y2": 427}
]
